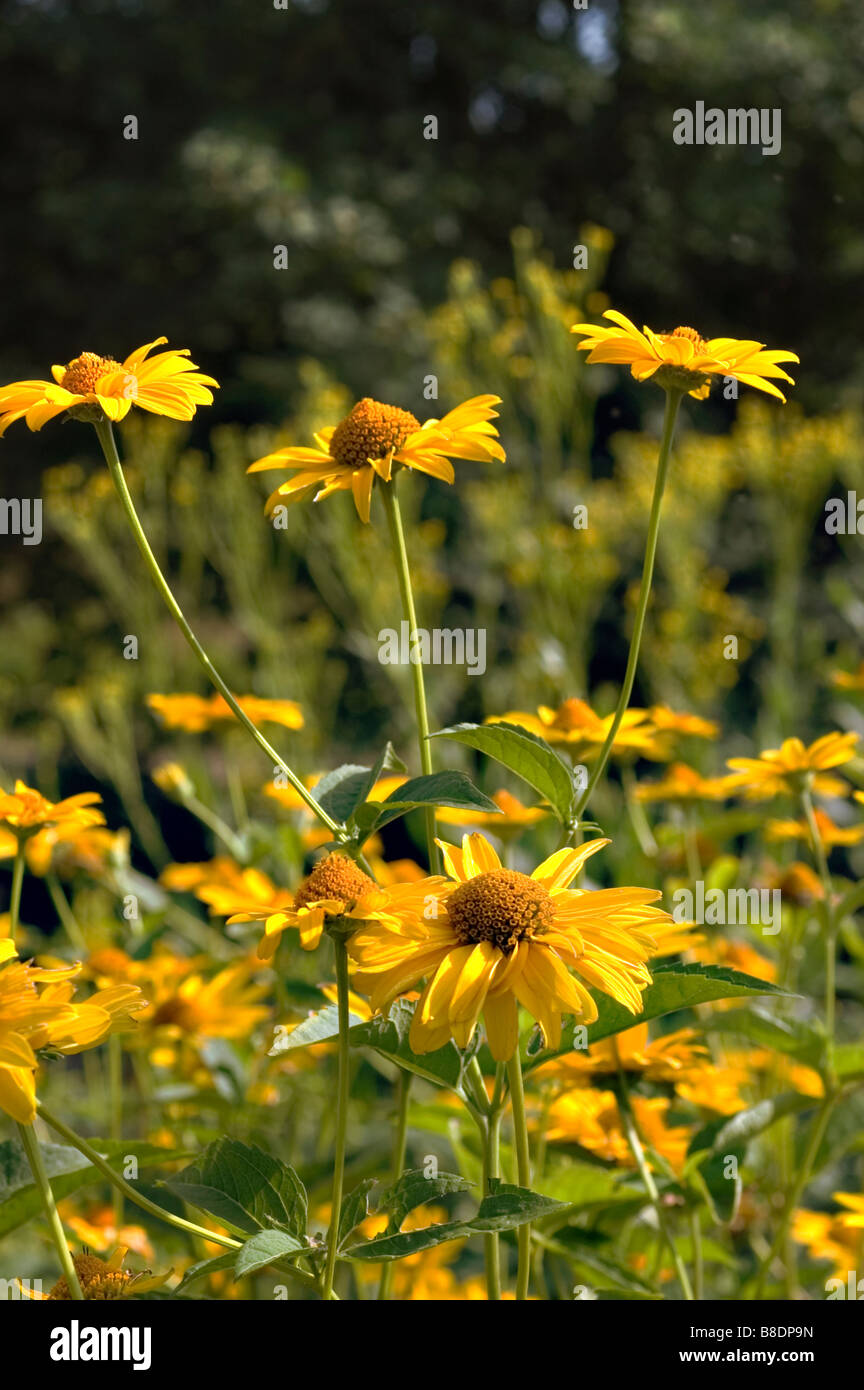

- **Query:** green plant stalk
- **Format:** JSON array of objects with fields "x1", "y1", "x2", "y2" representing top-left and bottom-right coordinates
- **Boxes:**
[
  {"x1": 614, "y1": 1059, "x2": 693, "y2": 1300},
  {"x1": 800, "y1": 786, "x2": 837, "y2": 1049},
  {"x1": 109, "y1": 1035, "x2": 124, "y2": 1227},
  {"x1": 479, "y1": 1109, "x2": 503, "y2": 1300},
  {"x1": 45, "y1": 874, "x2": 88, "y2": 952},
  {"x1": 751, "y1": 1093, "x2": 838, "y2": 1298},
  {"x1": 93, "y1": 420, "x2": 341, "y2": 838},
  {"x1": 17, "y1": 1121, "x2": 84, "y2": 1299},
  {"x1": 9, "y1": 839, "x2": 26, "y2": 944},
  {"x1": 689, "y1": 1207, "x2": 704, "y2": 1300},
  {"x1": 36, "y1": 1102, "x2": 319, "y2": 1290},
  {"x1": 506, "y1": 1050, "x2": 532, "y2": 1300},
  {"x1": 573, "y1": 389, "x2": 683, "y2": 822},
  {"x1": 380, "y1": 477, "x2": 442, "y2": 875},
  {"x1": 322, "y1": 935, "x2": 351, "y2": 1301},
  {"x1": 180, "y1": 789, "x2": 247, "y2": 860},
  {"x1": 377, "y1": 1067, "x2": 411, "y2": 1301}
]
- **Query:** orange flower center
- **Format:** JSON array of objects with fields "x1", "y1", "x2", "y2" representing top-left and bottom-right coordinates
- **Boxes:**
[
  {"x1": 666, "y1": 326, "x2": 708, "y2": 353},
  {"x1": 61, "y1": 352, "x2": 121, "y2": 395},
  {"x1": 294, "y1": 852, "x2": 375, "y2": 909},
  {"x1": 48, "y1": 1254, "x2": 133, "y2": 1300},
  {"x1": 330, "y1": 398, "x2": 420, "y2": 471},
  {"x1": 447, "y1": 869, "x2": 555, "y2": 952},
  {"x1": 150, "y1": 995, "x2": 201, "y2": 1032}
]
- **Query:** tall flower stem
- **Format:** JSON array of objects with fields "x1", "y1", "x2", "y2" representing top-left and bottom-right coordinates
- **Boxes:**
[
  {"x1": 322, "y1": 933, "x2": 351, "y2": 1301},
  {"x1": 36, "y1": 1102, "x2": 320, "y2": 1290},
  {"x1": 377, "y1": 1068, "x2": 411, "y2": 1301},
  {"x1": 108, "y1": 1035, "x2": 124, "y2": 1226},
  {"x1": 614, "y1": 1056, "x2": 693, "y2": 1299},
  {"x1": 481, "y1": 1109, "x2": 503, "y2": 1300},
  {"x1": 506, "y1": 1050, "x2": 532, "y2": 1300},
  {"x1": 45, "y1": 874, "x2": 88, "y2": 952},
  {"x1": 573, "y1": 389, "x2": 683, "y2": 823},
  {"x1": 800, "y1": 787, "x2": 837, "y2": 1051},
  {"x1": 93, "y1": 420, "x2": 341, "y2": 839},
  {"x1": 380, "y1": 477, "x2": 441, "y2": 875},
  {"x1": 17, "y1": 1121, "x2": 84, "y2": 1299},
  {"x1": 9, "y1": 839, "x2": 25, "y2": 944}
]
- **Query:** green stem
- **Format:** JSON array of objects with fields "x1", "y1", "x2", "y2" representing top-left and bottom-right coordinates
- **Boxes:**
[
  {"x1": 380, "y1": 477, "x2": 441, "y2": 875},
  {"x1": 36, "y1": 1103, "x2": 319, "y2": 1290},
  {"x1": 689, "y1": 1207, "x2": 704, "y2": 1300},
  {"x1": 800, "y1": 787, "x2": 837, "y2": 1051},
  {"x1": 109, "y1": 1035, "x2": 123, "y2": 1227},
  {"x1": 323, "y1": 934, "x2": 351, "y2": 1301},
  {"x1": 9, "y1": 839, "x2": 25, "y2": 944},
  {"x1": 45, "y1": 873, "x2": 88, "y2": 952},
  {"x1": 182, "y1": 791, "x2": 247, "y2": 859},
  {"x1": 479, "y1": 1110, "x2": 502, "y2": 1300},
  {"x1": 17, "y1": 1122, "x2": 84, "y2": 1299},
  {"x1": 377, "y1": 1068, "x2": 411, "y2": 1301},
  {"x1": 573, "y1": 389, "x2": 683, "y2": 822},
  {"x1": 506, "y1": 1050, "x2": 532, "y2": 1300},
  {"x1": 751, "y1": 1093, "x2": 838, "y2": 1298},
  {"x1": 94, "y1": 420, "x2": 341, "y2": 838},
  {"x1": 614, "y1": 1057, "x2": 693, "y2": 1300}
]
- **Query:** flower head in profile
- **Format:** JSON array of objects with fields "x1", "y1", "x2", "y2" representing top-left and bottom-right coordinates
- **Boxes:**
[
  {"x1": 39, "y1": 1248, "x2": 170, "y2": 1301},
  {"x1": 544, "y1": 1088, "x2": 690, "y2": 1171},
  {"x1": 226, "y1": 851, "x2": 437, "y2": 957},
  {"x1": 248, "y1": 394, "x2": 505, "y2": 523},
  {"x1": 570, "y1": 310, "x2": 798, "y2": 401},
  {"x1": 536, "y1": 1021, "x2": 708, "y2": 1085},
  {"x1": 635, "y1": 762, "x2": 739, "y2": 804},
  {"x1": 0, "y1": 338, "x2": 218, "y2": 435},
  {"x1": 726, "y1": 732, "x2": 858, "y2": 799},
  {"x1": 767, "y1": 807, "x2": 864, "y2": 851},
  {"x1": 0, "y1": 781, "x2": 104, "y2": 840},
  {"x1": 487, "y1": 700, "x2": 662, "y2": 761},
  {"x1": 349, "y1": 833, "x2": 667, "y2": 1062}
]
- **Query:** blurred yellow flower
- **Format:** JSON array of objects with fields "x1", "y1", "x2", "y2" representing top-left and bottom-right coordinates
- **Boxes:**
[
  {"x1": 0, "y1": 781, "x2": 104, "y2": 838},
  {"x1": 767, "y1": 807, "x2": 864, "y2": 850},
  {"x1": 488, "y1": 699, "x2": 661, "y2": 760},
  {"x1": 727, "y1": 733, "x2": 858, "y2": 799},
  {"x1": 545, "y1": 1088, "x2": 690, "y2": 1171},
  {"x1": 248, "y1": 394, "x2": 505, "y2": 523},
  {"x1": 537, "y1": 1021, "x2": 707, "y2": 1084},
  {"x1": 571, "y1": 310, "x2": 798, "y2": 402},
  {"x1": 0, "y1": 337, "x2": 217, "y2": 435},
  {"x1": 435, "y1": 788, "x2": 550, "y2": 832},
  {"x1": 147, "y1": 692, "x2": 303, "y2": 733},
  {"x1": 635, "y1": 762, "x2": 739, "y2": 803}
]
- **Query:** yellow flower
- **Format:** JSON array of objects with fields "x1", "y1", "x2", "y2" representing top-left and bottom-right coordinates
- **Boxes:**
[
  {"x1": 349, "y1": 833, "x2": 667, "y2": 1062},
  {"x1": 0, "y1": 338, "x2": 217, "y2": 435},
  {"x1": 545, "y1": 1088, "x2": 690, "y2": 1171},
  {"x1": 537, "y1": 1021, "x2": 708, "y2": 1085},
  {"x1": 488, "y1": 699, "x2": 661, "y2": 760},
  {"x1": 139, "y1": 957, "x2": 270, "y2": 1051},
  {"x1": 832, "y1": 662, "x2": 864, "y2": 692},
  {"x1": 0, "y1": 781, "x2": 105, "y2": 838},
  {"x1": 227, "y1": 852, "x2": 432, "y2": 957},
  {"x1": 635, "y1": 762, "x2": 739, "y2": 804},
  {"x1": 147, "y1": 692, "x2": 303, "y2": 733},
  {"x1": 570, "y1": 310, "x2": 798, "y2": 402},
  {"x1": 834, "y1": 1193, "x2": 864, "y2": 1229},
  {"x1": 247, "y1": 394, "x2": 505, "y2": 523},
  {"x1": 151, "y1": 762, "x2": 194, "y2": 798},
  {"x1": 767, "y1": 807, "x2": 864, "y2": 850},
  {"x1": 59, "y1": 1201, "x2": 154, "y2": 1261},
  {"x1": 0, "y1": 958, "x2": 146, "y2": 1123},
  {"x1": 792, "y1": 1209, "x2": 859, "y2": 1278},
  {"x1": 726, "y1": 732, "x2": 858, "y2": 799},
  {"x1": 41, "y1": 1248, "x2": 171, "y2": 1300},
  {"x1": 648, "y1": 706, "x2": 719, "y2": 740}
]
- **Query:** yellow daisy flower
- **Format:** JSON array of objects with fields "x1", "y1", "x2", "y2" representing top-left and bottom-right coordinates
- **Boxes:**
[
  {"x1": 767, "y1": 807, "x2": 864, "y2": 850},
  {"x1": 635, "y1": 762, "x2": 739, "y2": 804},
  {"x1": 147, "y1": 692, "x2": 303, "y2": 733},
  {"x1": 488, "y1": 699, "x2": 662, "y2": 760},
  {"x1": 726, "y1": 732, "x2": 859, "y2": 799},
  {"x1": 435, "y1": 789, "x2": 551, "y2": 833},
  {"x1": 545, "y1": 1088, "x2": 690, "y2": 1171},
  {"x1": 348, "y1": 833, "x2": 667, "y2": 1062},
  {"x1": 226, "y1": 851, "x2": 437, "y2": 957},
  {"x1": 247, "y1": 394, "x2": 505, "y2": 523},
  {"x1": 570, "y1": 310, "x2": 798, "y2": 401},
  {"x1": 834, "y1": 1193, "x2": 864, "y2": 1229},
  {"x1": 40, "y1": 1248, "x2": 171, "y2": 1301},
  {"x1": 0, "y1": 781, "x2": 104, "y2": 838},
  {"x1": 537, "y1": 1021, "x2": 708, "y2": 1085},
  {"x1": 648, "y1": 706, "x2": 719, "y2": 740},
  {"x1": 0, "y1": 338, "x2": 218, "y2": 435}
]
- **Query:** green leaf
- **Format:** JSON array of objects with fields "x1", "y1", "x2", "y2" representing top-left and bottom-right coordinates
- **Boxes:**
[
  {"x1": 546, "y1": 1232, "x2": 662, "y2": 1297},
  {"x1": 688, "y1": 1092, "x2": 815, "y2": 1158},
  {"x1": 234, "y1": 1229, "x2": 305, "y2": 1279},
  {"x1": 269, "y1": 1003, "x2": 368, "y2": 1055},
  {"x1": 834, "y1": 1043, "x2": 864, "y2": 1082},
  {"x1": 431, "y1": 721, "x2": 575, "y2": 825},
  {"x1": 704, "y1": 1008, "x2": 825, "y2": 1067},
  {"x1": 375, "y1": 1168, "x2": 474, "y2": 1232},
  {"x1": 165, "y1": 1139, "x2": 307, "y2": 1239},
  {"x1": 337, "y1": 1179, "x2": 377, "y2": 1250},
  {"x1": 836, "y1": 880, "x2": 864, "y2": 921},
  {"x1": 0, "y1": 1139, "x2": 185, "y2": 1239},
  {"x1": 174, "y1": 1252, "x2": 237, "y2": 1294},
  {"x1": 357, "y1": 770, "x2": 501, "y2": 838},
  {"x1": 467, "y1": 1182, "x2": 569, "y2": 1231},
  {"x1": 525, "y1": 963, "x2": 793, "y2": 1074},
  {"x1": 313, "y1": 764, "x2": 372, "y2": 824},
  {"x1": 346, "y1": 1219, "x2": 468, "y2": 1261}
]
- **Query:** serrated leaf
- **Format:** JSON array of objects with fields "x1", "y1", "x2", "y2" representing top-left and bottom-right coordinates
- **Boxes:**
[
  {"x1": 346, "y1": 1219, "x2": 467, "y2": 1261},
  {"x1": 467, "y1": 1183, "x2": 569, "y2": 1231},
  {"x1": 704, "y1": 1008, "x2": 825, "y2": 1067},
  {"x1": 166, "y1": 1139, "x2": 307, "y2": 1239},
  {"x1": 431, "y1": 722, "x2": 575, "y2": 825},
  {"x1": 337, "y1": 1179, "x2": 377, "y2": 1250},
  {"x1": 525, "y1": 963, "x2": 793, "y2": 1074},
  {"x1": 313, "y1": 764, "x2": 372, "y2": 824},
  {"x1": 375, "y1": 1168, "x2": 474, "y2": 1232},
  {"x1": 357, "y1": 770, "x2": 501, "y2": 838},
  {"x1": 688, "y1": 1092, "x2": 815, "y2": 1158},
  {"x1": 174, "y1": 1252, "x2": 237, "y2": 1294},
  {"x1": 234, "y1": 1229, "x2": 305, "y2": 1279},
  {"x1": 269, "y1": 1003, "x2": 368, "y2": 1055}
]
